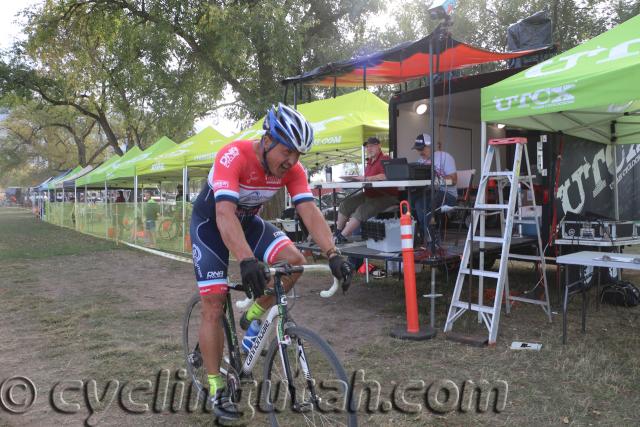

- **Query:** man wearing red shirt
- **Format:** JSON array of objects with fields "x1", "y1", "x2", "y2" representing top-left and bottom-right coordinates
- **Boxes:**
[{"x1": 334, "y1": 137, "x2": 398, "y2": 242}]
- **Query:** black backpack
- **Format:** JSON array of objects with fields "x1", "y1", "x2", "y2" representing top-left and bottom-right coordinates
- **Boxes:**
[{"x1": 600, "y1": 280, "x2": 640, "y2": 307}]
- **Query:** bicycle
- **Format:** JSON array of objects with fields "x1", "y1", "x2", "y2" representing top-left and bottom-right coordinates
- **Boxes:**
[
  {"x1": 157, "y1": 215, "x2": 183, "y2": 240},
  {"x1": 183, "y1": 263, "x2": 357, "y2": 426}
]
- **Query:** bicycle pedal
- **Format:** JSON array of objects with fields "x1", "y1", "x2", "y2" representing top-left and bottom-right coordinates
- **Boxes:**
[
  {"x1": 294, "y1": 401, "x2": 314, "y2": 413},
  {"x1": 187, "y1": 351, "x2": 203, "y2": 369}
]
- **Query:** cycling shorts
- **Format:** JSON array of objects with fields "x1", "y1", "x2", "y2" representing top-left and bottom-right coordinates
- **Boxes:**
[{"x1": 190, "y1": 210, "x2": 293, "y2": 296}]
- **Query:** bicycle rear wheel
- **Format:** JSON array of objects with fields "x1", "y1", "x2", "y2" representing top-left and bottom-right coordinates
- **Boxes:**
[
  {"x1": 263, "y1": 326, "x2": 356, "y2": 427},
  {"x1": 182, "y1": 294, "x2": 238, "y2": 401},
  {"x1": 158, "y1": 218, "x2": 178, "y2": 240}
]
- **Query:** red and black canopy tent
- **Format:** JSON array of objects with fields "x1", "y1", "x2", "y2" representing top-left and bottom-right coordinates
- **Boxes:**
[
  {"x1": 283, "y1": 26, "x2": 550, "y2": 256},
  {"x1": 282, "y1": 28, "x2": 548, "y2": 89}
]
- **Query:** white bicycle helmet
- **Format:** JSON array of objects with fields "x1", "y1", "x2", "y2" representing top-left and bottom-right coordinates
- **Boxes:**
[{"x1": 263, "y1": 103, "x2": 314, "y2": 154}]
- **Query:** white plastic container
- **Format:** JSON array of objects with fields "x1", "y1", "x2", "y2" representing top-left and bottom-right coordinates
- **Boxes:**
[{"x1": 365, "y1": 218, "x2": 415, "y2": 252}]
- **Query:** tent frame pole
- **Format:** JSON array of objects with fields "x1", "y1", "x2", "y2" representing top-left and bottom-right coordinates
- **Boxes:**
[
  {"x1": 104, "y1": 181, "x2": 108, "y2": 239},
  {"x1": 293, "y1": 83, "x2": 297, "y2": 108},
  {"x1": 182, "y1": 166, "x2": 188, "y2": 253},
  {"x1": 84, "y1": 185, "x2": 87, "y2": 232},
  {"x1": 363, "y1": 65, "x2": 367, "y2": 90},
  {"x1": 428, "y1": 30, "x2": 437, "y2": 256},
  {"x1": 134, "y1": 175, "x2": 138, "y2": 244},
  {"x1": 159, "y1": 180, "x2": 163, "y2": 218},
  {"x1": 611, "y1": 121, "x2": 620, "y2": 220},
  {"x1": 61, "y1": 186, "x2": 65, "y2": 227},
  {"x1": 74, "y1": 184, "x2": 77, "y2": 231}
]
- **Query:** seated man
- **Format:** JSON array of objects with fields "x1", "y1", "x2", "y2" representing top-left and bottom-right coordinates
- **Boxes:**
[
  {"x1": 412, "y1": 133, "x2": 457, "y2": 240},
  {"x1": 334, "y1": 137, "x2": 398, "y2": 243}
]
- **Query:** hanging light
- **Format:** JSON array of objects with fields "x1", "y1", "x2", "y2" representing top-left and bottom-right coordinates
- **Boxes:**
[
  {"x1": 496, "y1": 123, "x2": 506, "y2": 129},
  {"x1": 415, "y1": 102, "x2": 428, "y2": 115}
]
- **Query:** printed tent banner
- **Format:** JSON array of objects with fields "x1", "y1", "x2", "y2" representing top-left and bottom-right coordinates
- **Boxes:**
[
  {"x1": 136, "y1": 127, "x2": 227, "y2": 178},
  {"x1": 226, "y1": 90, "x2": 389, "y2": 166},
  {"x1": 47, "y1": 166, "x2": 82, "y2": 190},
  {"x1": 481, "y1": 14, "x2": 640, "y2": 145},
  {"x1": 105, "y1": 137, "x2": 177, "y2": 185},
  {"x1": 76, "y1": 149, "x2": 137, "y2": 187}
]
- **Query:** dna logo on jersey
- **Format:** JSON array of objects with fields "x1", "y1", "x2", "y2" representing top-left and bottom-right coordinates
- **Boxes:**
[{"x1": 219, "y1": 147, "x2": 240, "y2": 168}]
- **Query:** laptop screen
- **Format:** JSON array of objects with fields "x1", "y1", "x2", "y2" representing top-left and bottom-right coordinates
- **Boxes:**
[{"x1": 382, "y1": 158, "x2": 408, "y2": 180}]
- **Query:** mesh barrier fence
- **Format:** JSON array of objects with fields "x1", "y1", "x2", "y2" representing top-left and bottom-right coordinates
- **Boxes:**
[{"x1": 43, "y1": 199, "x2": 194, "y2": 255}]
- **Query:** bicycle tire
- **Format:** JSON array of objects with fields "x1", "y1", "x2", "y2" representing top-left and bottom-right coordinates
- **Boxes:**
[
  {"x1": 263, "y1": 325, "x2": 357, "y2": 427},
  {"x1": 182, "y1": 293, "x2": 238, "y2": 401}
]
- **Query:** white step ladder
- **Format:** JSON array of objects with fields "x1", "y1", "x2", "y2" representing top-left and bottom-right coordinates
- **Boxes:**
[{"x1": 443, "y1": 137, "x2": 552, "y2": 345}]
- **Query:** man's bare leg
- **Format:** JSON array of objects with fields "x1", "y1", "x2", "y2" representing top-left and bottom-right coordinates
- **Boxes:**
[
  {"x1": 199, "y1": 292, "x2": 240, "y2": 419},
  {"x1": 340, "y1": 217, "x2": 361, "y2": 238},
  {"x1": 199, "y1": 293, "x2": 226, "y2": 376},
  {"x1": 336, "y1": 212, "x2": 348, "y2": 231}
]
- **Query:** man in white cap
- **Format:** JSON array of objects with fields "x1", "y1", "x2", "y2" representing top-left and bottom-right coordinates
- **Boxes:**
[{"x1": 412, "y1": 133, "x2": 457, "y2": 240}]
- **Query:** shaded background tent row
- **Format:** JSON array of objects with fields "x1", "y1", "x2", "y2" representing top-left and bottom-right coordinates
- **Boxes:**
[
  {"x1": 37, "y1": 89, "x2": 391, "y2": 254},
  {"x1": 55, "y1": 89, "x2": 390, "y2": 190}
]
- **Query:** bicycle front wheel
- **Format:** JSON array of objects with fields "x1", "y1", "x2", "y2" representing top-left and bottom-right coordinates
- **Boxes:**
[{"x1": 263, "y1": 326, "x2": 356, "y2": 427}]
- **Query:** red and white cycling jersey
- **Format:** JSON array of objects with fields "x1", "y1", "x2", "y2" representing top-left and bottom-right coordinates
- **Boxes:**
[{"x1": 208, "y1": 140, "x2": 314, "y2": 215}]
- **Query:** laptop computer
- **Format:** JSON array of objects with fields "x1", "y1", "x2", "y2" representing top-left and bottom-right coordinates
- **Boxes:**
[
  {"x1": 383, "y1": 158, "x2": 431, "y2": 181},
  {"x1": 382, "y1": 158, "x2": 409, "y2": 180}
]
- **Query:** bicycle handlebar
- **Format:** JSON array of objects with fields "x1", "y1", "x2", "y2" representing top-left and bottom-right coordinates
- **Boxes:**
[{"x1": 234, "y1": 264, "x2": 340, "y2": 309}]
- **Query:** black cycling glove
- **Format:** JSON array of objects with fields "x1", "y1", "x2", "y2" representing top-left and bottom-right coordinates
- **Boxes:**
[
  {"x1": 240, "y1": 258, "x2": 270, "y2": 299},
  {"x1": 329, "y1": 255, "x2": 353, "y2": 293}
]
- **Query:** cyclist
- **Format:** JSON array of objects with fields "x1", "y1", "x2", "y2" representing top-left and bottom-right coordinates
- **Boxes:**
[{"x1": 190, "y1": 103, "x2": 353, "y2": 421}]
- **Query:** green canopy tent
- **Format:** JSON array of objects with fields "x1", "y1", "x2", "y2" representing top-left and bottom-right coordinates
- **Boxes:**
[
  {"x1": 136, "y1": 127, "x2": 227, "y2": 180},
  {"x1": 42, "y1": 166, "x2": 81, "y2": 226},
  {"x1": 47, "y1": 166, "x2": 81, "y2": 191},
  {"x1": 227, "y1": 90, "x2": 389, "y2": 170},
  {"x1": 76, "y1": 150, "x2": 134, "y2": 188},
  {"x1": 481, "y1": 15, "x2": 640, "y2": 219},
  {"x1": 102, "y1": 136, "x2": 178, "y2": 245},
  {"x1": 105, "y1": 136, "x2": 177, "y2": 187},
  {"x1": 60, "y1": 165, "x2": 94, "y2": 190}
]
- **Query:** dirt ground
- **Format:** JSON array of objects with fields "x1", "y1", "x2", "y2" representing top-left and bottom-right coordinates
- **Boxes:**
[{"x1": 1, "y1": 208, "x2": 640, "y2": 426}]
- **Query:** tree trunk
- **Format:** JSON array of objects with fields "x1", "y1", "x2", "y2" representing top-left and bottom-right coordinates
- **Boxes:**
[
  {"x1": 551, "y1": 0, "x2": 560, "y2": 49},
  {"x1": 97, "y1": 110, "x2": 123, "y2": 156},
  {"x1": 75, "y1": 138, "x2": 87, "y2": 166}
]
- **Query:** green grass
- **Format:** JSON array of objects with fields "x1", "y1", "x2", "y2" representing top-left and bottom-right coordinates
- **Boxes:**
[{"x1": 0, "y1": 209, "x2": 118, "y2": 260}]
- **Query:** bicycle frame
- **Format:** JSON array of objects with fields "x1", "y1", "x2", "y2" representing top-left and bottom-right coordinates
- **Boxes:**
[
  {"x1": 223, "y1": 270, "x2": 309, "y2": 393},
  {"x1": 223, "y1": 272, "x2": 292, "y2": 376}
]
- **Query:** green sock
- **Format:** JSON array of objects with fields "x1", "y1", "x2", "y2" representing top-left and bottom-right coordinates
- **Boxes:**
[
  {"x1": 246, "y1": 301, "x2": 266, "y2": 322},
  {"x1": 208, "y1": 374, "x2": 225, "y2": 394}
]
